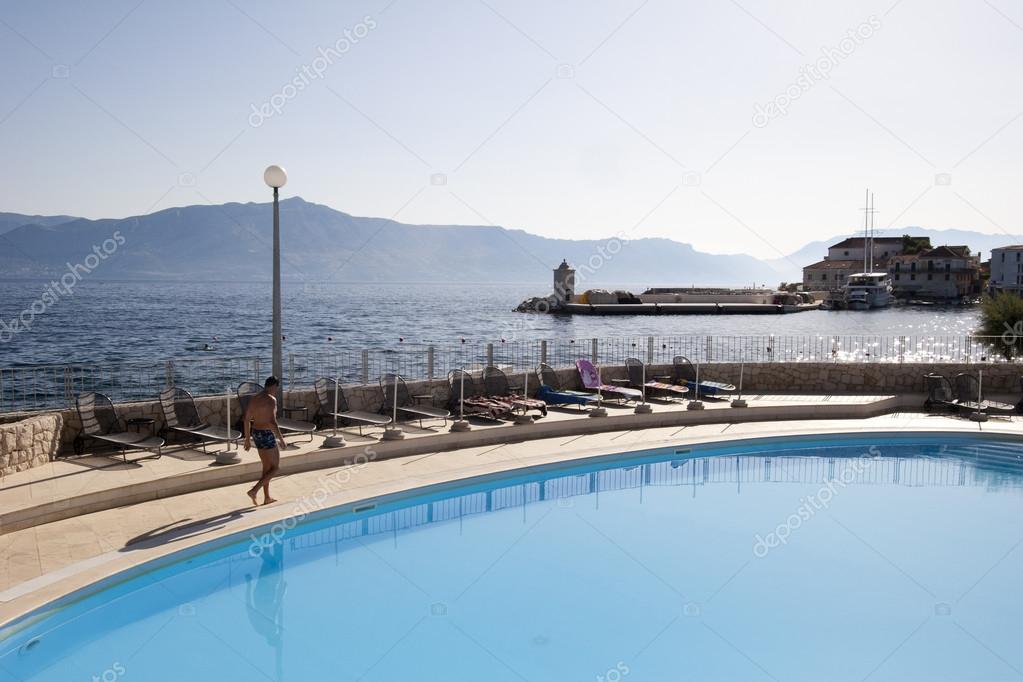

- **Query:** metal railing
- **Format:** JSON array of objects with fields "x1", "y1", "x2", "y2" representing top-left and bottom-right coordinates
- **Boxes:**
[{"x1": 0, "y1": 334, "x2": 1014, "y2": 414}]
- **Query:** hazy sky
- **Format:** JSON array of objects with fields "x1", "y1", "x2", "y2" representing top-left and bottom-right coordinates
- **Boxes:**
[{"x1": 1, "y1": 0, "x2": 1022, "y2": 256}]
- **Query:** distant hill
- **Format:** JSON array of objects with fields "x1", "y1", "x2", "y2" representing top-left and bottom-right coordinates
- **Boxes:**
[
  {"x1": 5, "y1": 199, "x2": 1016, "y2": 287},
  {"x1": 0, "y1": 212, "x2": 78, "y2": 236},
  {"x1": 0, "y1": 197, "x2": 781, "y2": 286}
]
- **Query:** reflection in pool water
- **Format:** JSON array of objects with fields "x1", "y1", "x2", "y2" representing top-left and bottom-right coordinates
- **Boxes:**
[{"x1": 2, "y1": 435, "x2": 1023, "y2": 681}]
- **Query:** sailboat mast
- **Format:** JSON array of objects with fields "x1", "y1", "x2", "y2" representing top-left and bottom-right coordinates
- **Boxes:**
[
  {"x1": 869, "y1": 191, "x2": 875, "y2": 272},
  {"x1": 863, "y1": 188, "x2": 869, "y2": 273}
]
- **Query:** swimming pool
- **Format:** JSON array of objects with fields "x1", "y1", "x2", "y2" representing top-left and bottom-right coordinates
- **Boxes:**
[{"x1": 2, "y1": 432, "x2": 1023, "y2": 681}]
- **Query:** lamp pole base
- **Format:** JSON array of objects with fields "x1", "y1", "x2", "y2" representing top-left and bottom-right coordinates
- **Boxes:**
[
  {"x1": 687, "y1": 401, "x2": 705, "y2": 411},
  {"x1": 588, "y1": 407, "x2": 608, "y2": 418},
  {"x1": 969, "y1": 411, "x2": 989, "y2": 422},
  {"x1": 634, "y1": 403, "x2": 653, "y2": 414},
  {"x1": 215, "y1": 451, "x2": 241, "y2": 465},
  {"x1": 382, "y1": 427, "x2": 405, "y2": 441},
  {"x1": 514, "y1": 414, "x2": 534, "y2": 425},
  {"x1": 321, "y1": 435, "x2": 347, "y2": 448},
  {"x1": 730, "y1": 399, "x2": 748, "y2": 408},
  {"x1": 450, "y1": 420, "x2": 472, "y2": 432}
]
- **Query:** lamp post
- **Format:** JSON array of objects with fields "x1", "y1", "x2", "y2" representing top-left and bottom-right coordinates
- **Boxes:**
[{"x1": 264, "y1": 165, "x2": 288, "y2": 412}]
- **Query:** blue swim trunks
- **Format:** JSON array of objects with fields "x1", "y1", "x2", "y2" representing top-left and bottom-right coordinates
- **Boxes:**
[{"x1": 252, "y1": 429, "x2": 277, "y2": 450}]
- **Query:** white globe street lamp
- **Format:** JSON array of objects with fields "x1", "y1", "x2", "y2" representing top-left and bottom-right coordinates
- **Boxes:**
[{"x1": 264, "y1": 165, "x2": 287, "y2": 411}]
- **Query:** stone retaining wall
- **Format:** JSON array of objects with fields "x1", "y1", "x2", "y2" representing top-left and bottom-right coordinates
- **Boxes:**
[
  {"x1": 0, "y1": 362, "x2": 1018, "y2": 465},
  {"x1": 0, "y1": 413, "x2": 62, "y2": 476}
]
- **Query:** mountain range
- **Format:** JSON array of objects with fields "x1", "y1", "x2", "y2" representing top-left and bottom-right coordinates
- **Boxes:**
[{"x1": 0, "y1": 198, "x2": 1017, "y2": 286}]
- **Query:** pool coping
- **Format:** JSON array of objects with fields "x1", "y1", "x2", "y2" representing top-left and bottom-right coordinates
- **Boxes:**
[
  {"x1": 1, "y1": 394, "x2": 912, "y2": 534},
  {"x1": 0, "y1": 418, "x2": 1019, "y2": 635}
]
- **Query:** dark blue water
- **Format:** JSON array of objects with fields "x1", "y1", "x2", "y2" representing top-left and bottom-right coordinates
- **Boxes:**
[{"x1": 0, "y1": 280, "x2": 980, "y2": 366}]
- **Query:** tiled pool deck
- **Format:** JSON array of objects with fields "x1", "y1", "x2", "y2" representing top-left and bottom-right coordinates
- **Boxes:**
[{"x1": 0, "y1": 393, "x2": 1019, "y2": 626}]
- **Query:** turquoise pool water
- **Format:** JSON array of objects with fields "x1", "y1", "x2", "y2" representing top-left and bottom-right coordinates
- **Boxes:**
[{"x1": 2, "y1": 433, "x2": 1023, "y2": 681}]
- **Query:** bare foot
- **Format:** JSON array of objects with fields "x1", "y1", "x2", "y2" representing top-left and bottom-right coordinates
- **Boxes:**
[
  {"x1": 247, "y1": 489, "x2": 259, "y2": 506},
  {"x1": 263, "y1": 498, "x2": 278, "y2": 505}
]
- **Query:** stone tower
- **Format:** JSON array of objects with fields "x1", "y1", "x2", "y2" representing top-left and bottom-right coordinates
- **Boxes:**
[{"x1": 553, "y1": 259, "x2": 575, "y2": 306}]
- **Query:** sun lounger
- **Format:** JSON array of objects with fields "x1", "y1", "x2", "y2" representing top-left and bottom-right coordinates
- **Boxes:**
[
  {"x1": 482, "y1": 366, "x2": 547, "y2": 417},
  {"x1": 158, "y1": 387, "x2": 242, "y2": 454},
  {"x1": 380, "y1": 373, "x2": 451, "y2": 426},
  {"x1": 575, "y1": 358, "x2": 642, "y2": 402},
  {"x1": 313, "y1": 378, "x2": 392, "y2": 434},
  {"x1": 74, "y1": 392, "x2": 163, "y2": 463},
  {"x1": 672, "y1": 356, "x2": 735, "y2": 397},
  {"x1": 625, "y1": 357, "x2": 689, "y2": 400},
  {"x1": 447, "y1": 370, "x2": 515, "y2": 420},
  {"x1": 923, "y1": 374, "x2": 957, "y2": 412},
  {"x1": 534, "y1": 363, "x2": 599, "y2": 408},
  {"x1": 952, "y1": 373, "x2": 1020, "y2": 415}
]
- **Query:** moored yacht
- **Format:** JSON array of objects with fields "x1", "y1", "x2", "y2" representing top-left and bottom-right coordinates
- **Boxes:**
[
  {"x1": 843, "y1": 272, "x2": 893, "y2": 310},
  {"x1": 840, "y1": 190, "x2": 892, "y2": 310}
]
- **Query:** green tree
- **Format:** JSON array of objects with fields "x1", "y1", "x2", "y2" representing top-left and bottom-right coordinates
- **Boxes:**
[
  {"x1": 978, "y1": 292, "x2": 1023, "y2": 359},
  {"x1": 901, "y1": 234, "x2": 931, "y2": 255}
]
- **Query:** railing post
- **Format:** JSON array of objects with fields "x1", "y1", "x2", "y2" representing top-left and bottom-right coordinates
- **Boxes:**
[
  {"x1": 540, "y1": 340, "x2": 548, "y2": 366},
  {"x1": 288, "y1": 353, "x2": 295, "y2": 390},
  {"x1": 591, "y1": 338, "x2": 598, "y2": 363},
  {"x1": 898, "y1": 335, "x2": 906, "y2": 364},
  {"x1": 63, "y1": 367, "x2": 73, "y2": 406},
  {"x1": 427, "y1": 346, "x2": 435, "y2": 380},
  {"x1": 706, "y1": 336, "x2": 713, "y2": 363},
  {"x1": 253, "y1": 358, "x2": 260, "y2": 383},
  {"x1": 486, "y1": 343, "x2": 494, "y2": 368},
  {"x1": 361, "y1": 350, "x2": 369, "y2": 385},
  {"x1": 647, "y1": 336, "x2": 654, "y2": 364},
  {"x1": 164, "y1": 360, "x2": 174, "y2": 388}
]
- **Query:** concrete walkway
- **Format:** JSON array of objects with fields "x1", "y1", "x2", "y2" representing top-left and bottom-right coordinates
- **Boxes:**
[
  {"x1": 0, "y1": 393, "x2": 897, "y2": 533},
  {"x1": 0, "y1": 397, "x2": 1018, "y2": 627}
]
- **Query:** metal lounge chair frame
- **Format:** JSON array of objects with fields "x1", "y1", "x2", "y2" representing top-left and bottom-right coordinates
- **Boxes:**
[
  {"x1": 534, "y1": 363, "x2": 598, "y2": 409},
  {"x1": 952, "y1": 373, "x2": 1020, "y2": 415},
  {"x1": 671, "y1": 356, "x2": 735, "y2": 397},
  {"x1": 238, "y1": 382, "x2": 317, "y2": 443},
  {"x1": 575, "y1": 358, "x2": 642, "y2": 402},
  {"x1": 74, "y1": 391, "x2": 163, "y2": 463},
  {"x1": 922, "y1": 374, "x2": 957, "y2": 412},
  {"x1": 379, "y1": 373, "x2": 451, "y2": 427},
  {"x1": 482, "y1": 366, "x2": 547, "y2": 417},
  {"x1": 158, "y1": 387, "x2": 242, "y2": 454},
  {"x1": 625, "y1": 357, "x2": 689, "y2": 400},
  {"x1": 313, "y1": 378, "x2": 392, "y2": 434},
  {"x1": 447, "y1": 370, "x2": 514, "y2": 420}
]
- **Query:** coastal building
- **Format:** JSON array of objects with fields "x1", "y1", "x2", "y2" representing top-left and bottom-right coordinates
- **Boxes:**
[
  {"x1": 989, "y1": 246, "x2": 1023, "y2": 296},
  {"x1": 802, "y1": 259, "x2": 861, "y2": 291},
  {"x1": 889, "y1": 246, "x2": 981, "y2": 300},
  {"x1": 826, "y1": 236, "x2": 906, "y2": 264},
  {"x1": 802, "y1": 235, "x2": 932, "y2": 292}
]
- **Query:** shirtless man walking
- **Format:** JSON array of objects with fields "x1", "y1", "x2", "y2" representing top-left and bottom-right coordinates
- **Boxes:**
[{"x1": 243, "y1": 376, "x2": 286, "y2": 505}]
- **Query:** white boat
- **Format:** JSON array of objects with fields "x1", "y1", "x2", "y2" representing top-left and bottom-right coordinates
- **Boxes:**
[
  {"x1": 843, "y1": 272, "x2": 893, "y2": 310},
  {"x1": 839, "y1": 190, "x2": 891, "y2": 310}
]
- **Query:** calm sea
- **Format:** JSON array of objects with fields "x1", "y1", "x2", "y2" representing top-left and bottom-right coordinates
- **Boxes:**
[{"x1": 0, "y1": 280, "x2": 981, "y2": 367}]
